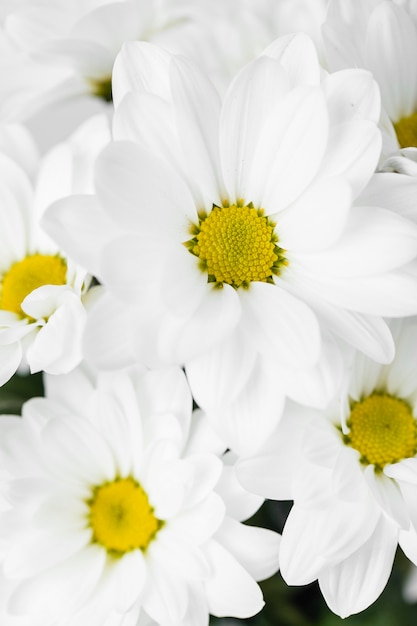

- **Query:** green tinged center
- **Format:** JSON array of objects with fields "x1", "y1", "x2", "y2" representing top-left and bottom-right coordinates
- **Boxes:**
[
  {"x1": 184, "y1": 203, "x2": 287, "y2": 289},
  {"x1": 344, "y1": 393, "x2": 417, "y2": 469},
  {"x1": 393, "y1": 111, "x2": 417, "y2": 148}
]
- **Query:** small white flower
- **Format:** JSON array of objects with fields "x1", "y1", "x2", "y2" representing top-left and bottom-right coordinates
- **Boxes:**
[
  {"x1": 0, "y1": 120, "x2": 110, "y2": 386},
  {"x1": 238, "y1": 316, "x2": 417, "y2": 617},
  {"x1": 0, "y1": 364, "x2": 280, "y2": 626}
]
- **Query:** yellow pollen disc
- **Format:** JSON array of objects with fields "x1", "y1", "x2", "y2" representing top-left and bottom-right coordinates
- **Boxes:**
[
  {"x1": 185, "y1": 204, "x2": 286, "y2": 289},
  {"x1": 88, "y1": 477, "x2": 162, "y2": 554},
  {"x1": 0, "y1": 254, "x2": 67, "y2": 316},
  {"x1": 344, "y1": 393, "x2": 417, "y2": 469},
  {"x1": 393, "y1": 111, "x2": 417, "y2": 148}
]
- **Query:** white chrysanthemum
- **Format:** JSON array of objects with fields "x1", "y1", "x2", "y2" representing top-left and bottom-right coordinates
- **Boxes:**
[
  {"x1": 43, "y1": 34, "x2": 417, "y2": 454},
  {"x1": 0, "y1": 120, "x2": 110, "y2": 386},
  {"x1": 0, "y1": 0, "x2": 296, "y2": 135},
  {"x1": 0, "y1": 0, "x2": 215, "y2": 129},
  {"x1": 0, "y1": 364, "x2": 279, "y2": 626},
  {"x1": 238, "y1": 316, "x2": 417, "y2": 618},
  {"x1": 323, "y1": 0, "x2": 417, "y2": 166}
]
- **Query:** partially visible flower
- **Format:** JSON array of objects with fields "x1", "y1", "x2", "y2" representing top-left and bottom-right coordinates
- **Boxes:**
[
  {"x1": 323, "y1": 0, "x2": 417, "y2": 164},
  {"x1": 237, "y1": 317, "x2": 417, "y2": 617},
  {"x1": 0, "y1": 363, "x2": 280, "y2": 626},
  {"x1": 44, "y1": 35, "x2": 417, "y2": 453},
  {"x1": 0, "y1": 118, "x2": 110, "y2": 386}
]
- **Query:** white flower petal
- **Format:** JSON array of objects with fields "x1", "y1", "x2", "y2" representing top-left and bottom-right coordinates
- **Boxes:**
[
  {"x1": 220, "y1": 55, "x2": 290, "y2": 202},
  {"x1": 186, "y1": 327, "x2": 257, "y2": 412},
  {"x1": 8, "y1": 544, "x2": 106, "y2": 617},
  {"x1": 41, "y1": 415, "x2": 116, "y2": 485},
  {"x1": 142, "y1": 553, "x2": 188, "y2": 625},
  {"x1": 112, "y1": 551, "x2": 146, "y2": 613},
  {"x1": 4, "y1": 528, "x2": 91, "y2": 579},
  {"x1": 249, "y1": 85, "x2": 329, "y2": 212},
  {"x1": 240, "y1": 282, "x2": 321, "y2": 368},
  {"x1": 319, "y1": 516, "x2": 397, "y2": 618},
  {"x1": 112, "y1": 41, "x2": 172, "y2": 108},
  {"x1": 323, "y1": 68, "x2": 380, "y2": 125},
  {"x1": 95, "y1": 140, "x2": 196, "y2": 235},
  {"x1": 42, "y1": 194, "x2": 117, "y2": 279},
  {"x1": 168, "y1": 492, "x2": 225, "y2": 545},
  {"x1": 113, "y1": 92, "x2": 179, "y2": 170},
  {"x1": 215, "y1": 517, "x2": 280, "y2": 581},
  {"x1": 263, "y1": 33, "x2": 321, "y2": 86},
  {"x1": 277, "y1": 176, "x2": 352, "y2": 252},
  {"x1": 0, "y1": 342, "x2": 22, "y2": 387},
  {"x1": 83, "y1": 291, "x2": 137, "y2": 371},
  {"x1": 170, "y1": 55, "x2": 224, "y2": 208},
  {"x1": 319, "y1": 119, "x2": 381, "y2": 197},
  {"x1": 205, "y1": 539, "x2": 264, "y2": 619},
  {"x1": 364, "y1": 465, "x2": 410, "y2": 529},
  {"x1": 158, "y1": 283, "x2": 241, "y2": 364},
  {"x1": 215, "y1": 463, "x2": 263, "y2": 523},
  {"x1": 280, "y1": 499, "x2": 379, "y2": 585},
  {"x1": 365, "y1": 2, "x2": 417, "y2": 120},
  {"x1": 203, "y1": 356, "x2": 285, "y2": 456},
  {"x1": 26, "y1": 290, "x2": 86, "y2": 375},
  {"x1": 301, "y1": 206, "x2": 417, "y2": 277},
  {"x1": 359, "y1": 172, "x2": 417, "y2": 222}
]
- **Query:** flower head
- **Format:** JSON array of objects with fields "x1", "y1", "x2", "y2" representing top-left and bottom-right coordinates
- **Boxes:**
[
  {"x1": 238, "y1": 316, "x2": 417, "y2": 617},
  {"x1": 0, "y1": 364, "x2": 280, "y2": 625},
  {"x1": 43, "y1": 34, "x2": 417, "y2": 454}
]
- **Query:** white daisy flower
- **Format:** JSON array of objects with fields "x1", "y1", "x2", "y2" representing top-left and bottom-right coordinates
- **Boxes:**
[
  {"x1": 323, "y1": 0, "x2": 417, "y2": 164},
  {"x1": 0, "y1": 0, "x2": 217, "y2": 132},
  {"x1": 43, "y1": 34, "x2": 417, "y2": 454},
  {"x1": 0, "y1": 364, "x2": 280, "y2": 626},
  {"x1": 0, "y1": 119, "x2": 110, "y2": 386},
  {"x1": 237, "y1": 316, "x2": 417, "y2": 617}
]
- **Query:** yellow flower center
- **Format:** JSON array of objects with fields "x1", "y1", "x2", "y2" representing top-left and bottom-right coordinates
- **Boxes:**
[
  {"x1": 88, "y1": 477, "x2": 162, "y2": 555},
  {"x1": 344, "y1": 393, "x2": 417, "y2": 469},
  {"x1": 88, "y1": 76, "x2": 113, "y2": 103},
  {"x1": 0, "y1": 254, "x2": 67, "y2": 316},
  {"x1": 185, "y1": 203, "x2": 286, "y2": 289},
  {"x1": 393, "y1": 111, "x2": 417, "y2": 148}
]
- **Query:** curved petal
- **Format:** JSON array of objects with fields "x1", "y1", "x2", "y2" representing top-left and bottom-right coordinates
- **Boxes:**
[
  {"x1": 158, "y1": 283, "x2": 241, "y2": 364},
  {"x1": 248, "y1": 86, "x2": 329, "y2": 212},
  {"x1": 0, "y1": 342, "x2": 22, "y2": 387},
  {"x1": 220, "y1": 55, "x2": 290, "y2": 203},
  {"x1": 95, "y1": 140, "x2": 197, "y2": 235},
  {"x1": 215, "y1": 517, "x2": 280, "y2": 581},
  {"x1": 112, "y1": 41, "x2": 172, "y2": 108},
  {"x1": 240, "y1": 282, "x2": 321, "y2": 368},
  {"x1": 170, "y1": 55, "x2": 224, "y2": 207},
  {"x1": 205, "y1": 539, "x2": 265, "y2": 619},
  {"x1": 319, "y1": 516, "x2": 397, "y2": 618}
]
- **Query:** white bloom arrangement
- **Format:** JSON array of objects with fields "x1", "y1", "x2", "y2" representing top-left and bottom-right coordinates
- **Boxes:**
[{"x1": 0, "y1": 1, "x2": 417, "y2": 624}]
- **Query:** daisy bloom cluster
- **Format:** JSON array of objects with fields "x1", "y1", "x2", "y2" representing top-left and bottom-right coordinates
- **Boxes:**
[{"x1": 1, "y1": 1, "x2": 417, "y2": 624}]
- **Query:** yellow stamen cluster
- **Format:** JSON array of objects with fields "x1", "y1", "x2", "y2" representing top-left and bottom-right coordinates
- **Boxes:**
[
  {"x1": 88, "y1": 477, "x2": 162, "y2": 555},
  {"x1": 393, "y1": 111, "x2": 417, "y2": 148},
  {"x1": 185, "y1": 203, "x2": 286, "y2": 289},
  {"x1": 344, "y1": 393, "x2": 417, "y2": 470},
  {"x1": 0, "y1": 254, "x2": 67, "y2": 316}
]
